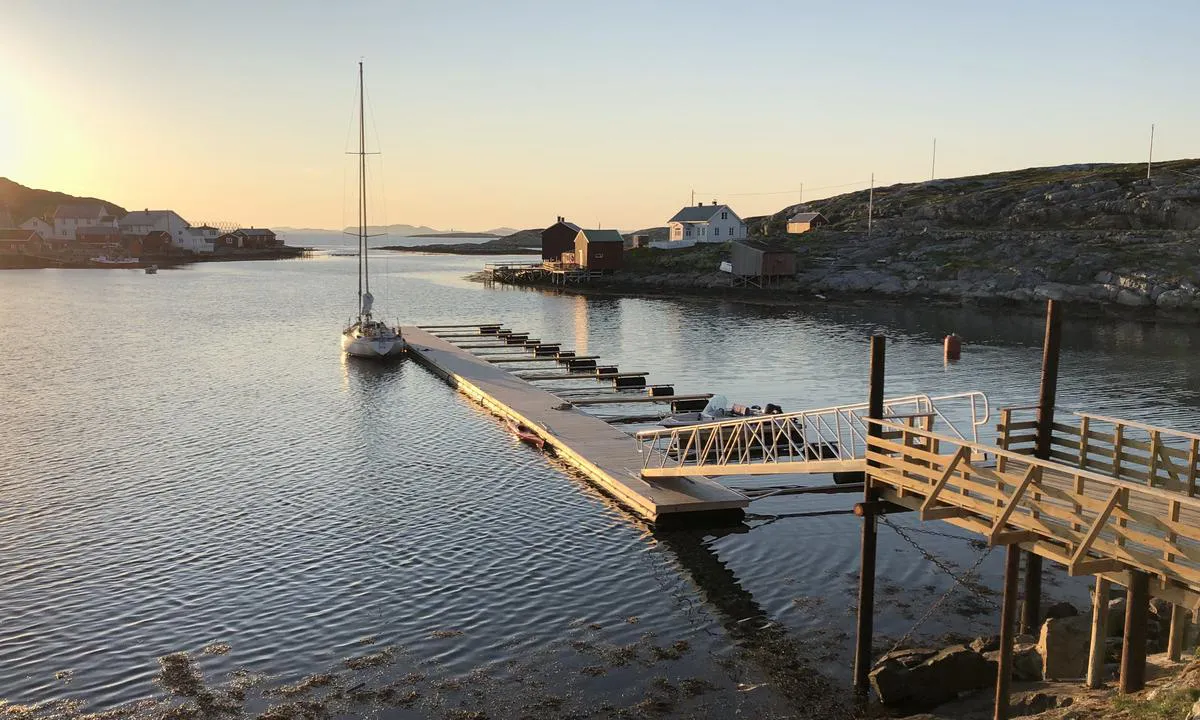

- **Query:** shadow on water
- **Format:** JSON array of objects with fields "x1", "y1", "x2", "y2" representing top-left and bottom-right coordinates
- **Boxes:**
[{"x1": 653, "y1": 525, "x2": 856, "y2": 719}]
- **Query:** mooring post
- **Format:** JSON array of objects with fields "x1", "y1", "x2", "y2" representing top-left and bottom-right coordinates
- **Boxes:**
[
  {"x1": 1087, "y1": 576, "x2": 1112, "y2": 688},
  {"x1": 853, "y1": 335, "x2": 886, "y2": 698},
  {"x1": 1120, "y1": 570, "x2": 1150, "y2": 693},
  {"x1": 1168, "y1": 604, "x2": 1188, "y2": 662},
  {"x1": 994, "y1": 544, "x2": 1021, "y2": 720},
  {"x1": 1023, "y1": 299, "x2": 1062, "y2": 636}
]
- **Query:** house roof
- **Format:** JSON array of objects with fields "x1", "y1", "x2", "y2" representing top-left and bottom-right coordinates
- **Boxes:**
[
  {"x1": 576, "y1": 229, "x2": 625, "y2": 245},
  {"x1": 121, "y1": 210, "x2": 183, "y2": 226},
  {"x1": 788, "y1": 212, "x2": 825, "y2": 223},
  {"x1": 237, "y1": 228, "x2": 275, "y2": 236},
  {"x1": 553, "y1": 219, "x2": 581, "y2": 232},
  {"x1": 54, "y1": 203, "x2": 108, "y2": 221},
  {"x1": 669, "y1": 205, "x2": 720, "y2": 223},
  {"x1": 736, "y1": 238, "x2": 794, "y2": 253},
  {"x1": 0, "y1": 228, "x2": 37, "y2": 241}
]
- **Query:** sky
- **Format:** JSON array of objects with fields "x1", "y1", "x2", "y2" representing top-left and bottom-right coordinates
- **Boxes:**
[{"x1": 1, "y1": 0, "x2": 1197, "y2": 232}]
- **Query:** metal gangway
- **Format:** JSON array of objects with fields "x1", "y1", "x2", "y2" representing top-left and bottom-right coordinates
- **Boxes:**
[{"x1": 635, "y1": 392, "x2": 989, "y2": 478}]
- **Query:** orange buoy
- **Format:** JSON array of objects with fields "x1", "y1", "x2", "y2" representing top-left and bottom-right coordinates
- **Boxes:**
[{"x1": 944, "y1": 333, "x2": 962, "y2": 361}]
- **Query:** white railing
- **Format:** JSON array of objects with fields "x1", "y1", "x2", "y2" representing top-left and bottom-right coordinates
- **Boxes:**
[{"x1": 635, "y1": 392, "x2": 988, "y2": 478}]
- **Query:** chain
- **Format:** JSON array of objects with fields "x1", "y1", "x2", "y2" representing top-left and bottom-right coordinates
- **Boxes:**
[
  {"x1": 880, "y1": 516, "x2": 998, "y2": 604},
  {"x1": 895, "y1": 524, "x2": 985, "y2": 544},
  {"x1": 882, "y1": 545, "x2": 994, "y2": 657},
  {"x1": 878, "y1": 515, "x2": 999, "y2": 656}
]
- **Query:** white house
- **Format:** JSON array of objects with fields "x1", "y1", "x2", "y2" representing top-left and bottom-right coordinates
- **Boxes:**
[
  {"x1": 120, "y1": 210, "x2": 206, "y2": 252},
  {"x1": 52, "y1": 204, "x2": 118, "y2": 241},
  {"x1": 20, "y1": 217, "x2": 52, "y2": 237},
  {"x1": 666, "y1": 202, "x2": 746, "y2": 244},
  {"x1": 183, "y1": 225, "x2": 219, "y2": 253}
]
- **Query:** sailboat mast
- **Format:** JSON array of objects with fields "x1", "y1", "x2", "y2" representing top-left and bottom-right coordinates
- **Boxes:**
[
  {"x1": 359, "y1": 61, "x2": 370, "y2": 309},
  {"x1": 356, "y1": 63, "x2": 363, "y2": 317}
]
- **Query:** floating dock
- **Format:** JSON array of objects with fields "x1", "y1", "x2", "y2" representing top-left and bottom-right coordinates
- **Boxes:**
[{"x1": 402, "y1": 325, "x2": 748, "y2": 525}]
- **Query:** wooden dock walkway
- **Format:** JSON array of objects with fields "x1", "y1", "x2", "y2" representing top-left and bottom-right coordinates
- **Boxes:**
[{"x1": 403, "y1": 326, "x2": 747, "y2": 525}]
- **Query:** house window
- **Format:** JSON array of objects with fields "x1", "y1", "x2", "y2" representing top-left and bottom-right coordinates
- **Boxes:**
[
  {"x1": 728, "y1": 227, "x2": 734, "y2": 236},
  {"x1": 721, "y1": 211, "x2": 728, "y2": 220},
  {"x1": 685, "y1": 228, "x2": 691, "y2": 237}
]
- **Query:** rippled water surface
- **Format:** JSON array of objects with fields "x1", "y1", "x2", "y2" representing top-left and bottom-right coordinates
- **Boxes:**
[{"x1": 2, "y1": 253, "x2": 1199, "y2": 717}]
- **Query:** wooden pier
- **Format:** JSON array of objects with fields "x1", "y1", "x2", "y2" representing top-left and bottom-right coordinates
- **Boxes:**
[{"x1": 403, "y1": 325, "x2": 748, "y2": 525}]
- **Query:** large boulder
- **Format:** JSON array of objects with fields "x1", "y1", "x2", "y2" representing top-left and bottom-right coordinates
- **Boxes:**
[
  {"x1": 869, "y1": 645, "x2": 996, "y2": 709},
  {"x1": 1038, "y1": 615, "x2": 1091, "y2": 680},
  {"x1": 984, "y1": 642, "x2": 1043, "y2": 682}
]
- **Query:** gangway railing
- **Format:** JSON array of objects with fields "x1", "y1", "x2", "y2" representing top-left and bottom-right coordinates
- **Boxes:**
[
  {"x1": 998, "y1": 406, "x2": 1200, "y2": 495},
  {"x1": 865, "y1": 416, "x2": 1200, "y2": 607},
  {"x1": 635, "y1": 392, "x2": 989, "y2": 478}
]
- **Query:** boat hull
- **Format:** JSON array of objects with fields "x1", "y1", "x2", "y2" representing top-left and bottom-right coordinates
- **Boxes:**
[{"x1": 341, "y1": 333, "x2": 405, "y2": 359}]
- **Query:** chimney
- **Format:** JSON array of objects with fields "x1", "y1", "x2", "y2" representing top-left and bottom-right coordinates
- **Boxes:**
[
  {"x1": 697, "y1": 201, "x2": 703, "y2": 207},
  {"x1": 712, "y1": 199, "x2": 718, "y2": 206}
]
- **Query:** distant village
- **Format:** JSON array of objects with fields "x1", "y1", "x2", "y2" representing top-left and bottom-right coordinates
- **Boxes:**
[
  {"x1": 508, "y1": 201, "x2": 825, "y2": 286},
  {"x1": 0, "y1": 202, "x2": 287, "y2": 267}
]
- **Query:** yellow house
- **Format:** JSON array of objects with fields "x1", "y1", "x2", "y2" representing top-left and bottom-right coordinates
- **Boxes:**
[{"x1": 786, "y1": 211, "x2": 828, "y2": 235}]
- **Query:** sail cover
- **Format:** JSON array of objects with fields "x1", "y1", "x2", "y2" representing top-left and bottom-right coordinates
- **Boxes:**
[{"x1": 362, "y1": 292, "x2": 374, "y2": 315}]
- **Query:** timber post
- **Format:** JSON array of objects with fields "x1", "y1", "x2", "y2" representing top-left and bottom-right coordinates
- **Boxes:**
[
  {"x1": 1023, "y1": 299, "x2": 1062, "y2": 635},
  {"x1": 1120, "y1": 570, "x2": 1150, "y2": 693},
  {"x1": 995, "y1": 544, "x2": 1022, "y2": 720},
  {"x1": 853, "y1": 335, "x2": 886, "y2": 698},
  {"x1": 1168, "y1": 603, "x2": 1188, "y2": 662},
  {"x1": 1087, "y1": 576, "x2": 1112, "y2": 689}
]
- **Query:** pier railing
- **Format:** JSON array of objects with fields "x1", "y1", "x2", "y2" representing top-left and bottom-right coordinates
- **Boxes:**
[
  {"x1": 998, "y1": 406, "x2": 1200, "y2": 495},
  {"x1": 866, "y1": 417, "x2": 1200, "y2": 598},
  {"x1": 635, "y1": 392, "x2": 988, "y2": 478}
]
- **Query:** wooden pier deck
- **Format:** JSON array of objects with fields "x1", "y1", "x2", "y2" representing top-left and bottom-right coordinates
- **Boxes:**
[{"x1": 402, "y1": 326, "x2": 748, "y2": 525}]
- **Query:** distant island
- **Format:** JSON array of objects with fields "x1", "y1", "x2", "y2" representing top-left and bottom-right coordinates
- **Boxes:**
[
  {"x1": 408, "y1": 231, "x2": 501, "y2": 238},
  {"x1": 381, "y1": 229, "x2": 541, "y2": 255}
]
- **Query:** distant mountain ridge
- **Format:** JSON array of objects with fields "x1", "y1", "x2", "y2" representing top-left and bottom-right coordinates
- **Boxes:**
[{"x1": 0, "y1": 177, "x2": 126, "y2": 224}]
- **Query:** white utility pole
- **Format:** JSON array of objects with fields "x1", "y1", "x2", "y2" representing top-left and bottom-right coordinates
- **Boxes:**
[
  {"x1": 931, "y1": 138, "x2": 937, "y2": 181},
  {"x1": 1147, "y1": 124, "x2": 1155, "y2": 180},
  {"x1": 868, "y1": 173, "x2": 875, "y2": 235},
  {"x1": 799, "y1": 182, "x2": 804, "y2": 204}
]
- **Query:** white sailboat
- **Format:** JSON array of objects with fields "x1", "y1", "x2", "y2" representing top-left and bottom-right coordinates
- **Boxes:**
[{"x1": 341, "y1": 61, "x2": 403, "y2": 360}]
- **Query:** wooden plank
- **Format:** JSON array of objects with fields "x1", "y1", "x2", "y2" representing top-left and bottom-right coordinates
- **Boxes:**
[
  {"x1": 989, "y1": 466, "x2": 1041, "y2": 545},
  {"x1": 1079, "y1": 416, "x2": 1091, "y2": 471},
  {"x1": 1053, "y1": 421, "x2": 1082, "y2": 436},
  {"x1": 1088, "y1": 576, "x2": 1112, "y2": 688},
  {"x1": 1189, "y1": 439, "x2": 1199, "y2": 497},
  {"x1": 920, "y1": 447, "x2": 969, "y2": 520},
  {"x1": 1069, "y1": 487, "x2": 1123, "y2": 575}
]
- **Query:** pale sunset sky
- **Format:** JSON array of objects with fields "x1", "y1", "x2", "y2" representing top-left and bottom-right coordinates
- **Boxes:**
[{"x1": 2, "y1": 0, "x2": 1196, "y2": 231}]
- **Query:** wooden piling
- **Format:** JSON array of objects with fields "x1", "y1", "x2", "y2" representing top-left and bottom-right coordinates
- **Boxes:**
[
  {"x1": 1169, "y1": 604, "x2": 1188, "y2": 662},
  {"x1": 1120, "y1": 570, "x2": 1149, "y2": 693},
  {"x1": 1023, "y1": 299, "x2": 1062, "y2": 636},
  {"x1": 1087, "y1": 576, "x2": 1111, "y2": 688},
  {"x1": 853, "y1": 335, "x2": 886, "y2": 698},
  {"x1": 995, "y1": 544, "x2": 1022, "y2": 720}
]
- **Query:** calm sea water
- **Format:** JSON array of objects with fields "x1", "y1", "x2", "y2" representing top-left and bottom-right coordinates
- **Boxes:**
[{"x1": 2, "y1": 252, "x2": 1199, "y2": 717}]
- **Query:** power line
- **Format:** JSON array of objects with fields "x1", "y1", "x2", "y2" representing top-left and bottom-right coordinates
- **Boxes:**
[{"x1": 693, "y1": 179, "x2": 874, "y2": 198}]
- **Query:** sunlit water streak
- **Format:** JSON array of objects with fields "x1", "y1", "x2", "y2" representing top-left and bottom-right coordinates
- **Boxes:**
[{"x1": 1, "y1": 253, "x2": 1198, "y2": 715}]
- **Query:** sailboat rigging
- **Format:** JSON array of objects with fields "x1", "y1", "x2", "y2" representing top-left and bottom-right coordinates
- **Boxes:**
[{"x1": 341, "y1": 61, "x2": 403, "y2": 359}]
